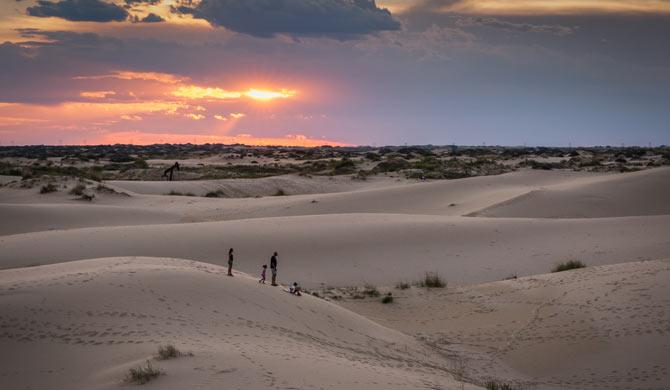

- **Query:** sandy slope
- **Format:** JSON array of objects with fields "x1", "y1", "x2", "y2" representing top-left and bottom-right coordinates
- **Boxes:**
[
  {"x1": 0, "y1": 169, "x2": 603, "y2": 236},
  {"x1": 0, "y1": 204, "x2": 180, "y2": 235},
  {"x1": 474, "y1": 167, "x2": 670, "y2": 218},
  {"x1": 340, "y1": 260, "x2": 670, "y2": 389},
  {"x1": 108, "y1": 174, "x2": 403, "y2": 197},
  {"x1": 0, "y1": 257, "x2": 475, "y2": 390},
  {"x1": 2, "y1": 214, "x2": 669, "y2": 288}
]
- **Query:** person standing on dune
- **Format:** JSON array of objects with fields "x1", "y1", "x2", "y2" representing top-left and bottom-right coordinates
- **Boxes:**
[
  {"x1": 270, "y1": 252, "x2": 278, "y2": 286},
  {"x1": 227, "y1": 248, "x2": 234, "y2": 276}
]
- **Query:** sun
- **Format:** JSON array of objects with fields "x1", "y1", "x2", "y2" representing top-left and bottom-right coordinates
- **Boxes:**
[{"x1": 244, "y1": 88, "x2": 297, "y2": 101}]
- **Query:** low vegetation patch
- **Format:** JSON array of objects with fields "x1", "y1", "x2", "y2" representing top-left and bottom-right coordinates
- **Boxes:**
[
  {"x1": 39, "y1": 183, "x2": 58, "y2": 194},
  {"x1": 381, "y1": 293, "x2": 394, "y2": 304},
  {"x1": 205, "y1": 190, "x2": 224, "y2": 198},
  {"x1": 418, "y1": 272, "x2": 446, "y2": 288},
  {"x1": 273, "y1": 188, "x2": 287, "y2": 196},
  {"x1": 395, "y1": 281, "x2": 410, "y2": 290},
  {"x1": 157, "y1": 344, "x2": 180, "y2": 360},
  {"x1": 126, "y1": 361, "x2": 161, "y2": 385},
  {"x1": 362, "y1": 284, "x2": 380, "y2": 297},
  {"x1": 551, "y1": 260, "x2": 586, "y2": 273},
  {"x1": 69, "y1": 183, "x2": 86, "y2": 196},
  {"x1": 485, "y1": 381, "x2": 517, "y2": 390}
]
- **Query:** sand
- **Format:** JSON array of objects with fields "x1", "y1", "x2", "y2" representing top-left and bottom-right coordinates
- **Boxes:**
[
  {"x1": 475, "y1": 167, "x2": 670, "y2": 218},
  {"x1": 1, "y1": 166, "x2": 669, "y2": 389},
  {"x1": 340, "y1": 260, "x2": 670, "y2": 389},
  {"x1": 0, "y1": 257, "x2": 474, "y2": 390}
]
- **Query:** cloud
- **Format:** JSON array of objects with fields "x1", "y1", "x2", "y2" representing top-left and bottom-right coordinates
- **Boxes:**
[
  {"x1": 26, "y1": 0, "x2": 129, "y2": 22},
  {"x1": 175, "y1": 0, "x2": 401, "y2": 38},
  {"x1": 186, "y1": 113, "x2": 205, "y2": 120},
  {"x1": 172, "y1": 85, "x2": 242, "y2": 100},
  {"x1": 75, "y1": 71, "x2": 186, "y2": 84},
  {"x1": 80, "y1": 90, "x2": 116, "y2": 98},
  {"x1": 456, "y1": 16, "x2": 576, "y2": 36},
  {"x1": 139, "y1": 13, "x2": 165, "y2": 23}
]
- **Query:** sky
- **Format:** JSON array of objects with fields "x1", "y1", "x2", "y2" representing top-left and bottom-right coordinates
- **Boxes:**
[{"x1": 0, "y1": 0, "x2": 669, "y2": 147}]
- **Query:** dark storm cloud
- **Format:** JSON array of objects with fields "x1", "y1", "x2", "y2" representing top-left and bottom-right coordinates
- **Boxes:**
[
  {"x1": 26, "y1": 0, "x2": 129, "y2": 22},
  {"x1": 175, "y1": 0, "x2": 401, "y2": 38},
  {"x1": 139, "y1": 13, "x2": 165, "y2": 23}
]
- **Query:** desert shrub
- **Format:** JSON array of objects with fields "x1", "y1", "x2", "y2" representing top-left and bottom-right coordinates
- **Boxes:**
[
  {"x1": 126, "y1": 361, "x2": 161, "y2": 384},
  {"x1": 274, "y1": 188, "x2": 286, "y2": 196},
  {"x1": 395, "y1": 281, "x2": 410, "y2": 290},
  {"x1": 363, "y1": 284, "x2": 380, "y2": 297},
  {"x1": 485, "y1": 381, "x2": 516, "y2": 390},
  {"x1": 333, "y1": 158, "x2": 357, "y2": 175},
  {"x1": 79, "y1": 193, "x2": 95, "y2": 202},
  {"x1": 40, "y1": 183, "x2": 58, "y2": 194},
  {"x1": 69, "y1": 183, "x2": 86, "y2": 196},
  {"x1": 552, "y1": 260, "x2": 586, "y2": 273},
  {"x1": 157, "y1": 344, "x2": 179, "y2": 360},
  {"x1": 375, "y1": 157, "x2": 410, "y2": 173},
  {"x1": 418, "y1": 272, "x2": 446, "y2": 288},
  {"x1": 381, "y1": 293, "x2": 393, "y2": 304},
  {"x1": 205, "y1": 190, "x2": 224, "y2": 198}
]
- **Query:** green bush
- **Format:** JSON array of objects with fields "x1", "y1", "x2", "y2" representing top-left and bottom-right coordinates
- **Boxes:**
[{"x1": 552, "y1": 260, "x2": 586, "y2": 273}]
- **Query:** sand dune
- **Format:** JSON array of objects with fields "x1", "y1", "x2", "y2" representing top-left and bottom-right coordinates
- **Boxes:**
[
  {"x1": 474, "y1": 167, "x2": 670, "y2": 218},
  {"x1": 0, "y1": 204, "x2": 180, "y2": 235},
  {"x1": 2, "y1": 214, "x2": 669, "y2": 287},
  {"x1": 108, "y1": 174, "x2": 401, "y2": 197},
  {"x1": 0, "y1": 257, "x2": 474, "y2": 390},
  {"x1": 341, "y1": 259, "x2": 670, "y2": 389},
  {"x1": 0, "y1": 169, "x2": 600, "y2": 236}
]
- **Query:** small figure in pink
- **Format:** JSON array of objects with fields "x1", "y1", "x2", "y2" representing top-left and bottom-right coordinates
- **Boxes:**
[{"x1": 259, "y1": 264, "x2": 267, "y2": 284}]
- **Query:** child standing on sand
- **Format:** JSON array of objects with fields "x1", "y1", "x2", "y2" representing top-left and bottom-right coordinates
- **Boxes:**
[{"x1": 259, "y1": 264, "x2": 267, "y2": 284}]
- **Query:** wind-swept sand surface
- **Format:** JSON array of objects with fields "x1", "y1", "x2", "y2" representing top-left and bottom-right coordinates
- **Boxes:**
[
  {"x1": 475, "y1": 167, "x2": 670, "y2": 218},
  {"x1": 1, "y1": 213, "x2": 669, "y2": 286},
  {"x1": 108, "y1": 174, "x2": 402, "y2": 197},
  {"x1": 340, "y1": 260, "x2": 670, "y2": 389},
  {"x1": 1, "y1": 167, "x2": 669, "y2": 389},
  {"x1": 0, "y1": 257, "x2": 475, "y2": 390},
  {"x1": 0, "y1": 204, "x2": 180, "y2": 236}
]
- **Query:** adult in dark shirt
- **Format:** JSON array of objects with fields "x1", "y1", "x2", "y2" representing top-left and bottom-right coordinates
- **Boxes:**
[
  {"x1": 227, "y1": 248, "x2": 234, "y2": 276},
  {"x1": 270, "y1": 252, "x2": 278, "y2": 286}
]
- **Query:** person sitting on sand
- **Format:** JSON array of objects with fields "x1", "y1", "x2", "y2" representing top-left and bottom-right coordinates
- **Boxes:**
[
  {"x1": 259, "y1": 264, "x2": 267, "y2": 284},
  {"x1": 289, "y1": 282, "x2": 302, "y2": 296},
  {"x1": 227, "y1": 248, "x2": 234, "y2": 276}
]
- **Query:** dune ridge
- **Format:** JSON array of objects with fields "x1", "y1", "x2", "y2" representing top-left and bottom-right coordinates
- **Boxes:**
[{"x1": 0, "y1": 257, "x2": 474, "y2": 390}]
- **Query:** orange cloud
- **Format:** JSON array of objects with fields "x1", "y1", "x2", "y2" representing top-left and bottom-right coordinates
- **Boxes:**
[
  {"x1": 186, "y1": 113, "x2": 205, "y2": 120},
  {"x1": 244, "y1": 88, "x2": 296, "y2": 101},
  {"x1": 230, "y1": 112, "x2": 246, "y2": 119},
  {"x1": 80, "y1": 91, "x2": 116, "y2": 99},
  {"x1": 172, "y1": 86, "x2": 242, "y2": 100}
]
